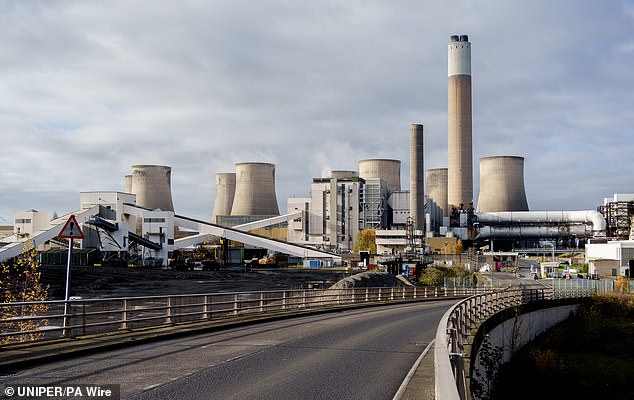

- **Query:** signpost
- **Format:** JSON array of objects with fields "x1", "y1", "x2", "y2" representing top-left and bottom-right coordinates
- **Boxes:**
[{"x1": 57, "y1": 215, "x2": 84, "y2": 336}]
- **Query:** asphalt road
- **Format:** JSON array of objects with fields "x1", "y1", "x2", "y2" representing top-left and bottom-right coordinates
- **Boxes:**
[{"x1": 2, "y1": 300, "x2": 455, "y2": 400}]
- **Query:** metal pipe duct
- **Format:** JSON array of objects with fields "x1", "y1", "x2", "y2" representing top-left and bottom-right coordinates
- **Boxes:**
[
  {"x1": 476, "y1": 225, "x2": 592, "y2": 239},
  {"x1": 476, "y1": 211, "x2": 607, "y2": 233}
]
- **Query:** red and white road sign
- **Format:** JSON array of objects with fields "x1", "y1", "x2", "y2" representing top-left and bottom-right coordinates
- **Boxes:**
[{"x1": 58, "y1": 215, "x2": 84, "y2": 239}]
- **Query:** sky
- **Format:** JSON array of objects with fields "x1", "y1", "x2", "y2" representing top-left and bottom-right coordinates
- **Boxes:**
[{"x1": 1, "y1": 0, "x2": 633, "y2": 222}]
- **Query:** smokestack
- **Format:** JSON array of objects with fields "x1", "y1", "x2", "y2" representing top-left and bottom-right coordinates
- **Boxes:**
[
  {"x1": 130, "y1": 165, "x2": 174, "y2": 211},
  {"x1": 231, "y1": 162, "x2": 280, "y2": 216},
  {"x1": 476, "y1": 156, "x2": 529, "y2": 212},
  {"x1": 211, "y1": 172, "x2": 236, "y2": 223},
  {"x1": 409, "y1": 124, "x2": 425, "y2": 231},
  {"x1": 358, "y1": 159, "x2": 401, "y2": 192},
  {"x1": 426, "y1": 168, "x2": 448, "y2": 217},
  {"x1": 447, "y1": 34, "x2": 473, "y2": 211}
]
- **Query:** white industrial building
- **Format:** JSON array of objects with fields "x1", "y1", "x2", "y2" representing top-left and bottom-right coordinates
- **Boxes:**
[{"x1": 585, "y1": 240, "x2": 634, "y2": 277}]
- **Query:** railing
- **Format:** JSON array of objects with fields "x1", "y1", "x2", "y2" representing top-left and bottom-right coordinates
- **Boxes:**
[
  {"x1": 435, "y1": 286, "x2": 594, "y2": 400},
  {"x1": 1, "y1": 286, "x2": 488, "y2": 345}
]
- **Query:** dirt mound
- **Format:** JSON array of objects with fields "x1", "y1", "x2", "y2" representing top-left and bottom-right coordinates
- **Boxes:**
[{"x1": 328, "y1": 272, "x2": 406, "y2": 289}]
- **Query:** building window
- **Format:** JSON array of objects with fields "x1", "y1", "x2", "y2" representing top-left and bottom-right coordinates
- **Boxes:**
[
  {"x1": 15, "y1": 219, "x2": 32, "y2": 224},
  {"x1": 144, "y1": 218, "x2": 166, "y2": 223}
]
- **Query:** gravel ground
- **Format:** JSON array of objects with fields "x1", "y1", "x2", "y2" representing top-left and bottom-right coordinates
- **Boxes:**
[{"x1": 40, "y1": 264, "x2": 353, "y2": 300}]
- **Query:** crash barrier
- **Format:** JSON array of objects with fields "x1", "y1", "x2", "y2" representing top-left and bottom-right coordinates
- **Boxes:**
[
  {"x1": 1, "y1": 286, "x2": 489, "y2": 344},
  {"x1": 434, "y1": 286, "x2": 594, "y2": 400}
]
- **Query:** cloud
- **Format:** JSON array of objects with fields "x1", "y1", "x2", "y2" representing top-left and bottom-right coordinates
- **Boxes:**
[{"x1": 0, "y1": 0, "x2": 633, "y2": 222}]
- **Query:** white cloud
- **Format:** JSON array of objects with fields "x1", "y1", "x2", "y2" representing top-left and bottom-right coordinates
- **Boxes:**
[{"x1": 0, "y1": 0, "x2": 633, "y2": 222}]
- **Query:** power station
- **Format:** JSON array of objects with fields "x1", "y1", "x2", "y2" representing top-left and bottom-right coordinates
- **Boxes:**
[{"x1": 2, "y1": 33, "x2": 632, "y2": 279}]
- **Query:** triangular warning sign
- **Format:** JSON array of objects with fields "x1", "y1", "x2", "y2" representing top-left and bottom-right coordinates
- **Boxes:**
[{"x1": 58, "y1": 215, "x2": 84, "y2": 239}]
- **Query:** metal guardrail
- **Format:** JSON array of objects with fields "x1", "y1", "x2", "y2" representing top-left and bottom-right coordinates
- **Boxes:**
[
  {"x1": 1, "y1": 286, "x2": 488, "y2": 345},
  {"x1": 435, "y1": 286, "x2": 594, "y2": 400}
]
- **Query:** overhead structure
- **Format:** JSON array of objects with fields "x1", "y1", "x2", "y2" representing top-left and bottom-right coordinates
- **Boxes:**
[
  {"x1": 447, "y1": 34, "x2": 473, "y2": 211},
  {"x1": 231, "y1": 162, "x2": 280, "y2": 216},
  {"x1": 130, "y1": 165, "x2": 175, "y2": 212},
  {"x1": 359, "y1": 159, "x2": 401, "y2": 193},
  {"x1": 409, "y1": 124, "x2": 425, "y2": 231},
  {"x1": 426, "y1": 168, "x2": 449, "y2": 217},
  {"x1": 211, "y1": 172, "x2": 236, "y2": 223},
  {"x1": 476, "y1": 156, "x2": 529, "y2": 212}
]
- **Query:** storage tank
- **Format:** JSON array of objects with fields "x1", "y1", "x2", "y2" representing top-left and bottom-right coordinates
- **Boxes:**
[
  {"x1": 211, "y1": 172, "x2": 236, "y2": 223},
  {"x1": 124, "y1": 175, "x2": 133, "y2": 194},
  {"x1": 130, "y1": 165, "x2": 174, "y2": 211},
  {"x1": 426, "y1": 168, "x2": 449, "y2": 217},
  {"x1": 409, "y1": 124, "x2": 425, "y2": 231},
  {"x1": 447, "y1": 34, "x2": 473, "y2": 211},
  {"x1": 358, "y1": 159, "x2": 401, "y2": 192},
  {"x1": 330, "y1": 170, "x2": 358, "y2": 180},
  {"x1": 231, "y1": 162, "x2": 280, "y2": 216},
  {"x1": 476, "y1": 156, "x2": 529, "y2": 212}
]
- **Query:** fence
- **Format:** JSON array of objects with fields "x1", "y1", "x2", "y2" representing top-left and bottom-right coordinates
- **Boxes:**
[
  {"x1": 435, "y1": 286, "x2": 594, "y2": 400},
  {"x1": 1, "y1": 286, "x2": 488, "y2": 345}
]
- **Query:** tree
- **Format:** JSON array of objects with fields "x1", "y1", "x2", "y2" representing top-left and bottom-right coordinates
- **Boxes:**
[
  {"x1": 353, "y1": 229, "x2": 376, "y2": 254},
  {"x1": 456, "y1": 239, "x2": 464, "y2": 254},
  {"x1": 0, "y1": 240, "x2": 49, "y2": 343}
]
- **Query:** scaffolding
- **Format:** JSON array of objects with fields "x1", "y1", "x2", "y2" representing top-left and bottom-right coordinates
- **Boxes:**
[
  {"x1": 360, "y1": 179, "x2": 388, "y2": 229},
  {"x1": 599, "y1": 200, "x2": 634, "y2": 240}
]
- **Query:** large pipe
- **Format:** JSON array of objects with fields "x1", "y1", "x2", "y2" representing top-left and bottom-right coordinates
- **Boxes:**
[
  {"x1": 476, "y1": 210, "x2": 607, "y2": 233},
  {"x1": 231, "y1": 162, "x2": 280, "y2": 216},
  {"x1": 409, "y1": 124, "x2": 425, "y2": 231},
  {"x1": 447, "y1": 34, "x2": 473, "y2": 211},
  {"x1": 476, "y1": 156, "x2": 529, "y2": 212},
  {"x1": 476, "y1": 225, "x2": 592, "y2": 239},
  {"x1": 211, "y1": 172, "x2": 236, "y2": 223}
]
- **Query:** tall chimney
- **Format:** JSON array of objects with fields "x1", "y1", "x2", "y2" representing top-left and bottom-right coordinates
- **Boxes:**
[
  {"x1": 409, "y1": 124, "x2": 425, "y2": 231},
  {"x1": 447, "y1": 34, "x2": 473, "y2": 212}
]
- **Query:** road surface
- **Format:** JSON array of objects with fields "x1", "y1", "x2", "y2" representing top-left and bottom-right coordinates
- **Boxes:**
[{"x1": 2, "y1": 300, "x2": 455, "y2": 400}]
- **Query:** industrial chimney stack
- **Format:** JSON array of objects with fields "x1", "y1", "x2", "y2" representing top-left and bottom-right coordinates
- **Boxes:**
[
  {"x1": 447, "y1": 34, "x2": 473, "y2": 211},
  {"x1": 409, "y1": 124, "x2": 425, "y2": 231}
]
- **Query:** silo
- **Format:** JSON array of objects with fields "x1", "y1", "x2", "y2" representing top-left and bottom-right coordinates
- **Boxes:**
[
  {"x1": 447, "y1": 34, "x2": 473, "y2": 211},
  {"x1": 211, "y1": 172, "x2": 236, "y2": 223},
  {"x1": 124, "y1": 175, "x2": 133, "y2": 194},
  {"x1": 426, "y1": 168, "x2": 449, "y2": 217},
  {"x1": 409, "y1": 124, "x2": 425, "y2": 231},
  {"x1": 330, "y1": 170, "x2": 358, "y2": 180},
  {"x1": 231, "y1": 162, "x2": 280, "y2": 216},
  {"x1": 476, "y1": 156, "x2": 529, "y2": 212},
  {"x1": 130, "y1": 165, "x2": 175, "y2": 211},
  {"x1": 358, "y1": 159, "x2": 401, "y2": 192}
]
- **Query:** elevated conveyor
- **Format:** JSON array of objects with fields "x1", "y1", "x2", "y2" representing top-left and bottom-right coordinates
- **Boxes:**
[
  {"x1": 121, "y1": 204, "x2": 340, "y2": 262},
  {"x1": 0, "y1": 206, "x2": 100, "y2": 263}
]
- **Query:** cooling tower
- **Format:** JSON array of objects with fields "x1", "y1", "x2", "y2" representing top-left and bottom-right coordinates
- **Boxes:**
[
  {"x1": 124, "y1": 175, "x2": 132, "y2": 194},
  {"x1": 231, "y1": 162, "x2": 280, "y2": 216},
  {"x1": 476, "y1": 156, "x2": 529, "y2": 212},
  {"x1": 426, "y1": 168, "x2": 448, "y2": 217},
  {"x1": 409, "y1": 124, "x2": 425, "y2": 231},
  {"x1": 447, "y1": 34, "x2": 473, "y2": 211},
  {"x1": 358, "y1": 159, "x2": 401, "y2": 192},
  {"x1": 211, "y1": 172, "x2": 236, "y2": 223},
  {"x1": 130, "y1": 165, "x2": 175, "y2": 211},
  {"x1": 330, "y1": 170, "x2": 358, "y2": 180}
]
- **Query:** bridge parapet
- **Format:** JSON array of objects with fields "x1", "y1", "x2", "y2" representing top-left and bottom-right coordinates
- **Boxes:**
[{"x1": 435, "y1": 286, "x2": 594, "y2": 400}]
